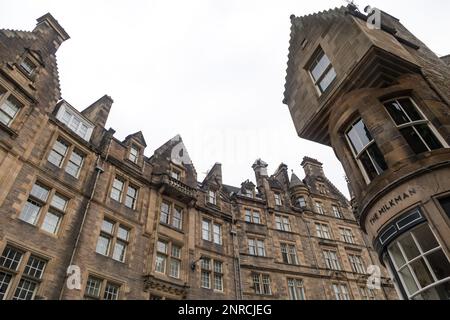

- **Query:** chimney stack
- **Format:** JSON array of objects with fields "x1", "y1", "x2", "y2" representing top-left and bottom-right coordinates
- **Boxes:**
[{"x1": 33, "y1": 13, "x2": 70, "y2": 54}]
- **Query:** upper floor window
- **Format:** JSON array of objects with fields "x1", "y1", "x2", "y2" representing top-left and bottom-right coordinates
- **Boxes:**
[
  {"x1": 387, "y1": 223, "x2": 450, "y2": 300},
  {"x1": 274, "y1": 193, "x2": 282, "y2": 206},
  {"x1": 315, "y1": 202, "x2": 325, "y2": 215},
  {"x1": 110, "y1": 177, "x2": 139, "y2": 210},
  {"x1": 281, "y1": 243, "x2": 299, "y2": 265},
  {"x1": 340, "y1": 228, "x2": 355, "y2": 244},
  {"x1": 155, "y1": 240, "x2": 182, "y2": 279},
  {"x1": 48, "y1": 138, "x2": 85, "y2": 179},
  {"x1": 56, "y1": 103, "x2": 94, "y2": 142},
  {"x1": 200, "y1": 258, "x2": 223, "y2": 292},
  {"x1": 253, "y1": 273, "x2": 272, "y2": 296},
  {"x1": 316, "y1": 223, "x2": 332, "y2": 240},
  {"x1": 297, "y1": 196, "x2": 307, "y2": 208},
  {"x1": 206, "y1": 190, "x2": 217, "y2": 205},
  {"x1": 96, "y1": 218, "x2": 130, "y2": 263},
  {"x1": 333, "y1": 284, "x2": 351, "y2": 300},
  {"x1": 348, "y1": 254, "x2": 366, "y2": 274},
  {"x1": 346, "y1": 118, "x2": 388, "y2": 182},
  {"x1": 359, "y1": 286, "x2": 376, "y2": 300},
  {"x1": 84, "y1": 275, "x2": 120, "y2": 300},
  {"x1": 248, "y1": 238, "x2": 266, "y2": 257},
  {"x1": 170, "y1": 168, "x2": 181, "y2": 180},
  {"x1": 19, "y1": 182, "x2": 68, "y2": 235},
  {"x1": 0, "y1": 246, "x2": 47, "y2": 300},
  {"x1": 244, "y1": 209, "x2": 261, "y2": 224},
  {"x1": 323, "y1": 250, "x2": 341, "y2": 270},
  {"x1": 275, "y1": 214, "x2": 291, "y2": 232},
  {"x1": 20, "y1": 58, "x2": 37, "y2": 77},
  {"x1": 309, "y1": 49, "x2": 336, "y2": 94},
  {"x1": 332, "y1": 205, "x2": 343, "y2": 219},
  {"x1": 439, "y1": 196, "x2": 450, "y2": 219},
  {"x1": 287, "y1": 278, "x2": 306, "y2": 300},
  {"x1": 0, "y1": 91, "x2": 23, "y2": 128},
  {"x1": 128, "y1": 145, "x2": 140, "y2": 164},
  {"x1": 201, "y1": 219, "x2": 222, "y2": 245},
  {"x1": 160, "y1": 200, "x2": 183, "y2": 230},
  {"x1": 384, "y1": 97, "x2": 446, "y2": 154}
]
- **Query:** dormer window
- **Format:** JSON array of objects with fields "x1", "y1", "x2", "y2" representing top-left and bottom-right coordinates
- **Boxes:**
[
  {"x1": 56, "y1": 102, "x2": 94, "y2": 142},
  {"x1": 309, "y1": 48, "x2": 336, "y2": 94},
  {"x1": 170, "y1": 168, "x2": 181, "y2": 180},
  {"x1": 207, "y1": 190, "x2": 217, "y2": 205},
  {"x1": 274, "y1": 193, "x2": 282, "y2": 206},
  {"x1": 20, "y1": 57, "x2": 37, "y2": 77},
  {"x1": 128, "y1": 145, "x2": 140, "y2": 164},
  {"x1": 297, "y1": 197, "x2": 307, "y2": 208},
  {"x1": 245, "y1": 189, "x2": 254, "y2": 198}
]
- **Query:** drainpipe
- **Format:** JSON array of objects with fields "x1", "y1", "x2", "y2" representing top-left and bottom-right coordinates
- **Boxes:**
[
  {"x1": 59, "y1": 135, "x2": 113, "y2": 300},
  {"x1": 231, "y1": 201, "x2": 243, "y2": 300},
  {"x1": 299, "y1": 213, "x2": 328, "y2": 300}
]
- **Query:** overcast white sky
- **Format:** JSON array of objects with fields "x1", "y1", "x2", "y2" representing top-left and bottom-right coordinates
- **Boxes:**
[{"x1": 1, "y1": 0, "x2": 449, "y2": 196}]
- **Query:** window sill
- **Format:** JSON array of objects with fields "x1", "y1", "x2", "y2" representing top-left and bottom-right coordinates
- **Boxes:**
[
  {"x1": 159, "y1": 222, "x2": 184, "y2": 234},
  {"x1": 0, "y1": 121, "x2": 18, "y2": 138}
]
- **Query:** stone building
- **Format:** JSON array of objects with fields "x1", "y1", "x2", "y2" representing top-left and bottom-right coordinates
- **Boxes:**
[
  {"x1": 0, "y1": 13, "x2": 398, "y2": 300},
  {"x1": 284, "y1": 4, "x2": 450, "y2": 300}
]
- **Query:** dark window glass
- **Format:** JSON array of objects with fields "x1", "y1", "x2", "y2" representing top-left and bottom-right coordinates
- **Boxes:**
[
  {"x1": 398, "y1": 98, "x2": 423, "y2": 122},
  {"x1": 415, "y1": 125, "x2": 443, "y2": 151},
  {"x1": 385, "y1": 101, "x2": 410, "y2": 125},
  {"x1": 440, "y1": 197, "x2": 450, "y2": 219},
  {"x1": 400, "y1": 127, "x2": 429, "y2": 154}
]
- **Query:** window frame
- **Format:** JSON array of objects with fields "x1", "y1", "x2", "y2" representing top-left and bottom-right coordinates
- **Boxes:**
[
  {"x1": 244, "y1": 208, "x2": 262, "y2": 225},
  {"x1": 19, "y1": 182, "x2": 69, "y2": 236},
  {"x1": 315, "y1": 223, "x2": 332, "y2": 240},
  {"x1": 323, "y1": 249, "x2": 341, "y2": 270},
  {"x1": 252, "y1": 273, "x2": 272, "y2": 296},
  {"x1": 345, "y1": 118, "x2": 388, "y2": 184},
  {"x1": 47, "y1": 137, "x2": 85, "y2": 179},
  {"x1": 383, "y1": 97, "x2": 448, "y2": 154},
  {"x1": 154, "y1": 239, "x2": 182, "y2": 279},
  {"x1": 0, "y1": 245, "x2": 48, "y2": 300},
  {"x1": 307, "y1": 48, "x2": 337, "y2": 95},
  {"x1": 159, "y1": 199, "x2": 184, "y2": 231},
  {"x1": 0, "y1": 91, "x2": 24, "y2": 128},
  {"x1": 84, "y1": 275, "x2": 121, "y2": 300},
  {"x1": 287, "y1": 278, "x2": 306, "y2": 300},
  {"x1": 128, "y1": 144, "x2": 140, "y2": 164},
  {"x1": 95, "y1": 218, "x2": 131, "y2": 263}
]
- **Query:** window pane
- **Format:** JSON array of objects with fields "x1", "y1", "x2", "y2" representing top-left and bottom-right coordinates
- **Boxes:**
[
  {"x1": 367, "y1": 144, "x2": 388, "y2": 174},
  {"x1": 399, "y1": 234, "x2": 421, "y2": 261},
  {"x1": 0, "y1": 247, "x2": 23, "y2": 271},
  {"x1": 398, "y1": 98, "x2": 423, "y2": 122},
  {"x1": 399, "y1": 266, "x2": 419, "y2": 295},
  {"x1": 51, "y1": 193, "x2": 68, "y2": 211},
  {"x1": 171, "y1": 245, "x2": 181, "y2": 259},
  {"x1": 113, "y1": 241, "x2": 127, "y2": 262},
  {"x1": 117, "y1": 226, "x2": 129, "y2": 241},
  {"x1": 385, "y1": 100, "x2": 410, "y2": 125},
  {"x1": 155, "y1": 254, "x2": 166, "y2": 273},
  {"x1": 24, "y1": 256, "x2": 46, "y2": 279},
  {"x1": 12, "y1": 279, "x2": 37, "y2": 300},
  {"x1": 413, "y1": 224, "x2": 439, "y2": 252},
  {"x1": 311, "y1": 52, "x2": 330, "y2": 81},
  {"x1": 96, "y1": 235, "x2": 111, "y2": 256},
  {"x1": 19, "y1": 200, "x2": 41, "y2": 225},
  {"x1": 389, "y1": 243, "x2": 406, "y2": 268},
  {"x1": 425, "y1": 250, "x2": 450, "y2": 280},
  {"x1": 169, "y1": 259, "x2": 180, "y2": 278},
  {"x1": 0, "y1": 272, "x2": 12, "y2": 300},
  {"x1": 410, "y1": 258, "x2": 435, "y2": 288},
  {"x1": 359, "y1": 150, "x2": 380, "y2": 181},
  {"x1": 86, "y1": 277, "x2": 101, "y2": 297},
  {"x1": 101, "y1": 220, "x2": 114, "y2": 234},
  {"x1": 30, "y1": 184, "x2": 50, "y2": 201},
  {"x1": 104, "y1": 283, "x2": 119, "y2": 300},
  {"x1": 66, "y1": 151, "x2": 84, "y2": 178},
  {"x1": 400, "y1": 127, "x2": 429, "y2": 154},
  {"x1": 160, "y1": 201, "x2": 170, "y2": 224},
  {"x1": 319, "y1": 67, "x2": 336, "y2": 92},
  {"x1": 347, "y1": 120, "x2": 373, "y2": 154},
  {"x1": 41, "y1": 211, "x2": 62, "y2": 234},
  {"x1": 172, "y1": 206, "x2": 182, "y2": 229},
  {"x1": 415, "y1": 124, "x2": 443, "y2": 151},
  {"x1": 157, "y1": 241, "x2": 168, "y2": 254}
]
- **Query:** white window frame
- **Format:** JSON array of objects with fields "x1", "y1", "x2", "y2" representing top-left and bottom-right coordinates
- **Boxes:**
[
  {"x1": 308, "y1": 48, "x2": 337, "y2": 95},
  {"x1": 56, "y1": 102, "x2": 94, "y2": 142},
  {"x1": 383, "y1": 97, "x2": 448, "y2": 153}
]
